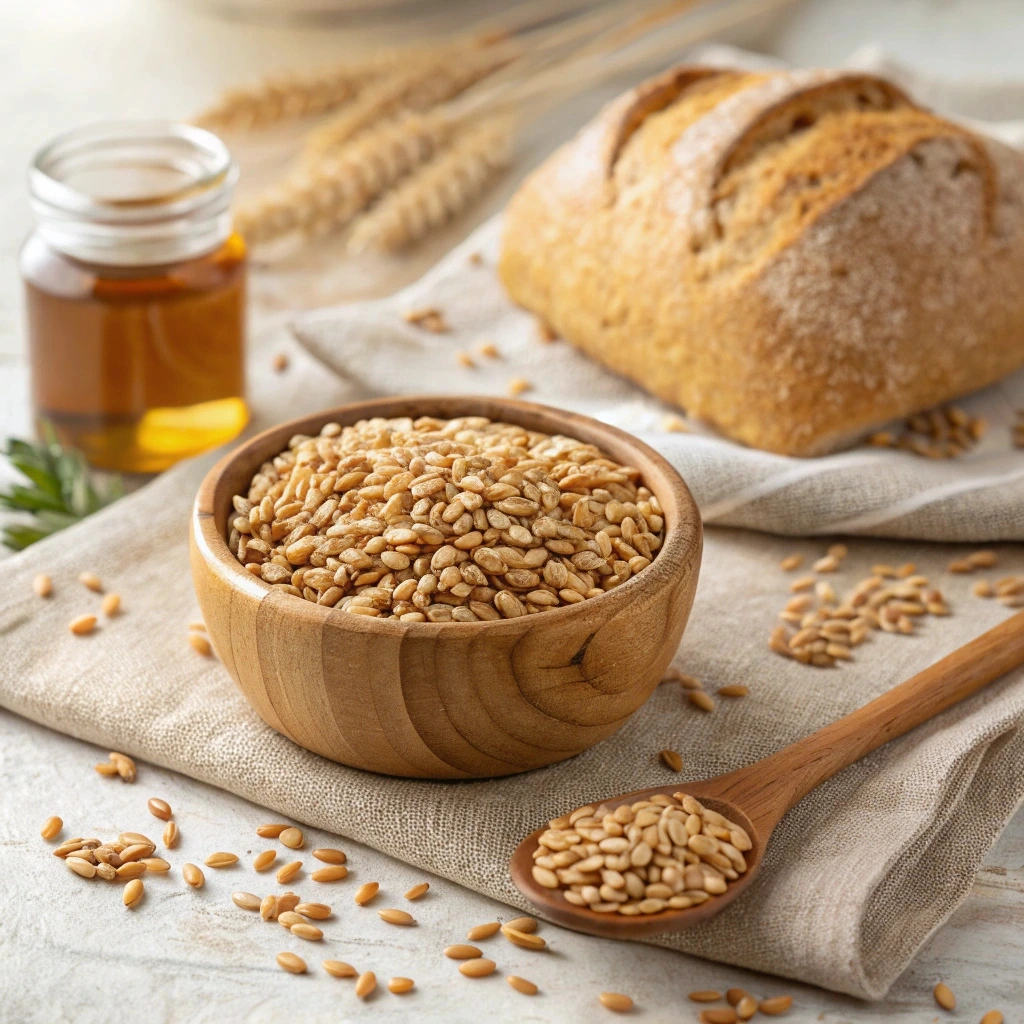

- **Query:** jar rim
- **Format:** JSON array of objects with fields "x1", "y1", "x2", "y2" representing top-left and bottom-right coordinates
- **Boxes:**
[{"x1": 28, "y1": 121, "x2": 239, "y2": 266}]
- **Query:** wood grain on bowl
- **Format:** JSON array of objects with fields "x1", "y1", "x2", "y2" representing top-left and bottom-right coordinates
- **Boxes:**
[{"x1": 191, "y1": 396, "x2": 701, "y2": 779}]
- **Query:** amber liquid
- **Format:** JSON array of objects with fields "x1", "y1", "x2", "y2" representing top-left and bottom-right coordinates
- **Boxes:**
[{"x1": 23, "y1": 233, "x2": 249, "y2": 473}]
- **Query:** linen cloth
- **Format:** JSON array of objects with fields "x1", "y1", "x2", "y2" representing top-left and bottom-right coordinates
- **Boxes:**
[{"x1": 2, "y1": 51, "x2": 1024, "y2": 1002}]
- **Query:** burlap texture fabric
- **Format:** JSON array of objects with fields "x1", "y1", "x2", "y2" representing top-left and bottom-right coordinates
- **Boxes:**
[{"x1": 1, "y1": 291, "x2": 1023, "y2": 999}]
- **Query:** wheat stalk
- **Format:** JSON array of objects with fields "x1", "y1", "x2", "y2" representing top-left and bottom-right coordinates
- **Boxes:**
[
  {"x1": 345, "y1": 117, "x2": 515, "y2": 253},
  {"x1": 301, "y1": 40, "x2": 518, "y2": 165},
  {"x1": 234, "y1": 110, "x2": 456, "y2": 244}
]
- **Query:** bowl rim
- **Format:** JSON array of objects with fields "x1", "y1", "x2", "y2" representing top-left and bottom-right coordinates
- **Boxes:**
[{"x1": 192, "y1": 395, "x2": 702, "y2": 635}]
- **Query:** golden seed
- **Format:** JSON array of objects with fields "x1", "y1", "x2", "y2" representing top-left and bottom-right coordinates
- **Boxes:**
[
  {"x1": 40, "y1": 816, "x2": 63, "y2": 840},
  {"x1": 689, "y1": 991, "x2": 723, "y2": 1002},
  {"x1": 388, "y1": 977, "x2": 414, "y2": 994},
  {"x1": 477, "y1": 341, "x2": 500, "y2": 359},
  {"x1": 507, "y1": 377, "x2": 532, "y2": 397},
  {"x1": 948, "y1": 558, "x2": 973, "y2": 573},
  {"x1": 659, "y1": 748, "x2": 683, "y2": 772},
  {"x1": 467, "y1": 921, "x2": 500, "y2": 940},
  {"x1": 188, "y1": 633, "x2": 212, "y2": 657},
  {"x1": 162, "y1": 822, "x2": 179, "y2": 849},
  {"x1": 459, "y1": 958, "x2": 496, "y2": 978},
  {"x1": 78, "y1": 571, "x2": 102, "y2": 592},
  {"x1": 688, "y1": 690, "x2": 715, "y2": 713},
  {"x1": 295, "y1": 902, "x2": 331, "y2": 920},
  {"x1": 700, "y1": 1010, "x2": 738, "y2": 1024},
  {"x1": 726, "y1": 988, "x2": 749, "y2": 1005},
  {"x1": 789, "y1": 575, "x2": 815, "y2": 592},
  {"x1": 290, "y1": 923, "x2": 323, "y2": 941},
  {"x1": 779, "y1": 554, "x2": 803, "y2": 571},
  {"x1": 455, "y1": 351, "x2": 475, "y2": 369},
  {"x1": 280, "y1": 826, "x2": 304, "y2": 849},
  {"x1": 501, "y1": 925, "x2": 545, "y2": 950},
  {"x1": 119, "y1": 844, "x2": 155, "y2": 863},
  {"x1": 116, "y1": 862, "x2": 147, "y2": 880},
  {"x1": 444, "y1": 945, "x2": 482, "y2": 960},
  {"x1": 598, "y1": 992, "x2": 633, "y2": 1012},
  {"x1": 147, "y1": 797, "x2": 172, "y2": 820},
  {"x1": 312, "y1": 848, "x2": 346, "y2": 864},
  {"x1": 276, "y1": 860, "x2": 302, "y2": 883},
  {"x1": 33, "y1": 573, "x2": 52, "y2": 597},
  {"x1": 736, "y1": 995, "x2": 758, "y2": 1020},
  {"x1": 354, "y1": 881, "x2": 379, "y2": 905},
  {"x1": 109, "y1": 752, "x2": 137, "y2": 782},
  {"x1": 271, "y1": 352, "x2": 289, "y2": 374},
  {"x1": 256, "y1": 823, "x2": 289, "y2": 838},
  {"x1": 95, "y1": 762, "x2": 119, "y2": 777},
  {"x1": 759, "y1": 995, "x2": 794, "y2": 1015},
  {"x1": 507, "y1": 976, "x2": 538, "y2": 995},
  {"x1": 718, "y1": 685, "x2": 749, "y2": 697},
  {"x1": 142, "y1": 857, "x2": 170, "y2": 872},
  {"x1": 896, "y1": 562, "x2": 916, "y2": 578},
  {"x1": 69, "y1": 614, "x2": 97, "y2": 636},
  {"x1": 505, "y1": 916, "x2": 537, "y2": 933},
  {"x1": 311, "y1": 864, "x2": 348, "y2": 882},
  {"x1": 323, "y1": 960, "x2": 357, "y2": 978},
  {"x1": 278, "y1": 911, "x2": 305, "y2": 929},
  {"x1": 123, "y1": 879, "x2": 144, "y2": 908},
  {"x1": 183, "y1": 863, "x2": 205, "y2": 888},
  {"x1": 254, "y1": 850, "x2": 277, "y2": 871},
  {"x1": 355, "y1": 971, "x2": 377, "y2": 998},
  {"x1": 378, "y1": 908, "x2": 415, "y2": 926},
  {"x1": 404, "y1": 882, "x2": 429, "y2": 900},
  {"x1": 232, "y1": 891, "x2": 262, "y2": 911},
  {"x1": 95, "y1": 862, "x2": 117, "y2": 881},
  {"x1": 968, "y1": 550, "x2": 997, "y2": 568},
  {"x1": 205, "y1": 852, "x2": 239, "y2": 868},
  {"x1": 980, "y1": 1012, "x2": 1004, "y2": 1024},
  {"x1": 260, "y1": 895, "x2": 279, "y2": 921},
  {"x1": 277, "y1": 892, "x2": 300, "y2": 913},
  {"x1": 101, "y1": 592, "x2": 121, "y2": 616},
  {"x1": 933, "y1": 983, "x2": 956, "y2": 1010},
  {"x1": 67, "y1": 857, "x2": 97, "y2": 879},
  {"x1": 276, "y1": 952, "x2": 306, "y2": 974},
  {"x1": 119, "y1": 831, "x2": 153, "y2": 847}
]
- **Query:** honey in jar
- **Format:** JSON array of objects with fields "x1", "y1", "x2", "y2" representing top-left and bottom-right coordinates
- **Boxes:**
[{"x1": 21, "y1": 122, "x2": 248, "y2": 473}]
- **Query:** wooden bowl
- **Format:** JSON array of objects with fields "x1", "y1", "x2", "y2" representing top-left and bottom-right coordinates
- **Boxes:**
[{"x1": 190, "y1": 396, "x2": 702, "y2": 779}]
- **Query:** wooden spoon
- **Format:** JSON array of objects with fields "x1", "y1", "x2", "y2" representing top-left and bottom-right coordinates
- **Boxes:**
[{"x1": 510, "y1": 608, "x2": 1024, "y2": 938}]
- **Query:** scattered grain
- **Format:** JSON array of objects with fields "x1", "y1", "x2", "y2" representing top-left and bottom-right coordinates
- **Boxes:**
[
  {"x1": 662, "y1": 415, "x2": 689, "y2": 433},
  {"x1": 295, "y1": 902, "x2": 331, "y2": 920},
  {"x1": 404, "y1": 882, "x2": 430, "y2": 900},
  {"x1": 736, "y1": 995, "x2": 759, "y2": 1020},
  {"x1": 254, "y1": 850, "x2": 277, "y2": 871},
  {"x1": 312, "y1": 848, "x2": 346, "y2": 864},
  {"x1": 122, "y1": 878, "x2": 144, "y2": 908},
  {"x1": 536, "y1": 319, "x2": 558, "y2": 343},
  {"x1": 717, "y1": 685, "x2": 749, "y2": 698},
  {"x1": 261, "y1": 895, "x2": 279, "y2": 921},
  {"x1": 204, "y1": 852, "x2": 239, "y2": 868},
  {"x1": 272, "y1": 352, "x2": 289, "y2": 374},
  {"x1": 467, "y1": 921, "x2": 500, "y2": 940},
  {"x1": 700, "y1": 1010, "x2": 737, "y2": 1024},
  {"x1": 33, "y1": 574, "x2": 52, "y2": 597},
  {"x1": 506, "y1": 975, "x2": 538, "y2": 995},
  {"x1": 41, "y1": 816, "x2": 63, "y2": 840},
  {"x1": 445, "y1": 944, "x2": 482, "y2": 959},
  {"x1": 94, "y1": 762, "x2": 119, "y2": 778},
  {"x1": 79, "y1": 571, "x2": 102, "y2": 592},
  {"x1": 388, "y1": 977, "x2": 415, "y2": 994},
  {"x1": 356, "y1": 971, "x2": 377, "y2": 998},
  {"x1": 278, "y1": 893, "x2": 300, "y2": 913},
  {"x1": 378, "y1": 908, "x2": 415, "y2": 926},
  {"x1": 69, "y1": 614, "x2": 97, "y2": 636},
  {"x1": 658, "y1": 748, "x2": 683, "y2": 772},
  {"x1": 403, "y1": 307, "x2": 449, "y2": 332},
  {"x1": 759, "y1": 995, "x2": 794, "y2": 1015},
  {"x1": 163, "y1": 822, "x2": 179, "y2": 849},
  {"x1": 932, "y1": 982, "x2": 955, "y2": 1010},
  {"x1": 67, "y1": 857, "x2": 97, "y2": 879},
  {"x1": 505, "y1": 916, "x2": 537, "y2": 933},
  {"x1": 109, "y1": 752, "x2": 137, "y2": 783},
  {"x1": 147, "y1": 797, "x2": 172, "y2": 821},
  {"x1": 779, "y1": 554, "x2": 803, "y2": 572},
  {"x1": 598, "y1": 992, "x2": 633, "y2": 1012},
  {"x1": 276, "y1": 860, "x2": 302, "y2": 883},
  {"x1": 116, "y1": 862, "x2": 147, "y2": 880},
  {"x1": 459, "y1": 958, "x2": 496, "y2": 978},
  {"x1": 506, "y1": 377, "x2": 532, "y2": 397},
  {"x1": 689, "y1": 991, "x2": 723, "y2": 1002},
  {"x1": 101, "y1": 593, "x2": 121, "y2": 617},
  {"x1": 311, "y1": 864, "x2": 348, "y2": 882},
  {"x1": 142, "y1": 858, "x2": 170, "y2": 872},
  {"x1": 257, "y1": 824, "x2": 289, "y2": 838},
  {"x1": 291, "y1": 923, "x2": 324, "y2": 941},
  {"x1": 280, "y1": 827, "x2": 304, "y2": 849},
  {"x1": 188, "y1": 633, "x2": 213, "y2": 657},
  {"x1": 501, "y1": 924, "x2": 545, "y2": 950},
  {"x1": 477, "y1": 340, "x2": 500, "y2": 359},
  {"x1": 355, "y1": 881, "x2": 380, "y2": 905},
  {"x1": 277, "y1": 952, "x2": 306, "y2": 974},
  {"x1": 323, "y1": 959, "x2": 358, "y2": 978},
  {"x1": 980, "y1": 1012, "x2": 1003, "y2": 1024},
  {"x1": 688, "y1": 691, "x2": 715, "y2": 713}
]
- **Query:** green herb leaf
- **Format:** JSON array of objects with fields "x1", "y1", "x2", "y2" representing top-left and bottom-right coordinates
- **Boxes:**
[{"x1": 0, "y1": 425, "x2": 124, "y2": 550}]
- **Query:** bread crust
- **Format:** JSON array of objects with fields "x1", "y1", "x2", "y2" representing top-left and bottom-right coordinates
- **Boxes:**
[{"x1": 499, "y1": 66, "x2": 1024, "y2": 456}]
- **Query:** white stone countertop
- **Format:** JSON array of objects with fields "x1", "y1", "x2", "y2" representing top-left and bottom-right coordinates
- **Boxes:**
[{"x1": 2, "y1": 1, "x2": 1024, "y2": 1021}]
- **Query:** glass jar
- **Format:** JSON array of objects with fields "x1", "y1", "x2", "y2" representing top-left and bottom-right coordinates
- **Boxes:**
[{"x1": 21, "y1": 121, "x2": 248, "y2": 473}]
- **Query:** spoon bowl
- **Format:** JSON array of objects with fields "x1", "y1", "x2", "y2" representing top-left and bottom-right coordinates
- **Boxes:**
[{"x1": 511, "y1": 607, "x2": 1024, "y2": 937}]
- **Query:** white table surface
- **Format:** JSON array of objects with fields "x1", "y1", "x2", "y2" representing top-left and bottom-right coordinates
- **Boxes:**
[{"x1": 2, "y1": 2, "x2": 1024, "y2": 1021}]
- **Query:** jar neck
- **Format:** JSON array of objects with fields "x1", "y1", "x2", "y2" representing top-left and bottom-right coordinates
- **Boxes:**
[{"x1": 29, "y1": 121, "x2": 238, "y2": 268}]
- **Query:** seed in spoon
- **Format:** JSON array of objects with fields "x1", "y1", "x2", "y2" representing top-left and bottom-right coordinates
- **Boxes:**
[{"x1": 598, "y1": 992, "x2": 633, "y2": 1012}]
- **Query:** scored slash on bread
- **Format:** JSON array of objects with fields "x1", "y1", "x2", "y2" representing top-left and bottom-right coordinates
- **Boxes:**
[{"x1": 499, "y1": 66, "x2": 1024, "y2": 456}]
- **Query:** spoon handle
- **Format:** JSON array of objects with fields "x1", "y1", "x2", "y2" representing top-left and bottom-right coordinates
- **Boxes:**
[{"x1": 704, "y1": 607, "x2": 1024, "y2": 832}]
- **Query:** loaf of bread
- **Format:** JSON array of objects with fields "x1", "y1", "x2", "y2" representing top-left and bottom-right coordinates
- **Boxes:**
[{"x1": 499, "y1": 67, "x2": 1024, "y2": 456}]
